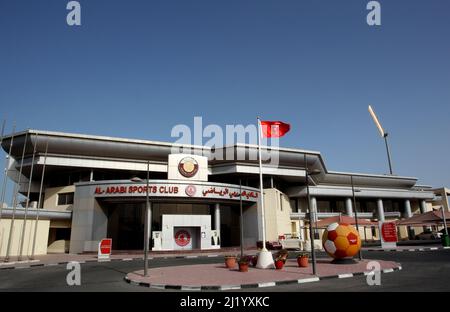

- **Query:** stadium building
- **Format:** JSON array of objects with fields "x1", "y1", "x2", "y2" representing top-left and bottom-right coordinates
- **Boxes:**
[{"x1": 0, "y1": 129, "x2": 440, "y2": 257}]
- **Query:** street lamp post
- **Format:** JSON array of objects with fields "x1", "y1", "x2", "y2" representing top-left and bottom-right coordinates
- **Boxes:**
[
  {"x1": 368, "y1": 105, "x2": 394, "y2": 175},
  {"x1": 383, "y1": 133, "x2": 393, "y2": 175},
  {"x1": 304, "y1": 153, "x2": 321, "y2": 275},
  {"x1": 131, "y1": 161, "x2": 151, "y2": 277},
  {"x1": 350, "y1": 175, "x2": 363, "y2": 261},
  {"x1": 239, "y1": 178, "x2": 244, "y2": 259}
]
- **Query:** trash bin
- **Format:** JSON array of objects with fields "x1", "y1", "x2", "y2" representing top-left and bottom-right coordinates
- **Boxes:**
[{"x1": 442, "y1": 234, "x2": 450, "y2": 247}]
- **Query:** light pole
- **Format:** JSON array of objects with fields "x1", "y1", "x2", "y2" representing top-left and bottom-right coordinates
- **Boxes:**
[
  {"x1": 350, "y1": 175, "x2": 363, "y2": 261},
  {"x1": 304, "y1": 153, "x2": 321, "y2": 275},
  {"x1": 383, "y1": 133, "x2": 393, "y2": 175},
  {"x1": 239, "y1": 178, "x2": 244, "y2": 259},
  {"x1": 368, "y1": 105, "x2": 394, "y2": 175},
  {"x1": 131, "y1": 161, "x2": 151, "y2": 277}
]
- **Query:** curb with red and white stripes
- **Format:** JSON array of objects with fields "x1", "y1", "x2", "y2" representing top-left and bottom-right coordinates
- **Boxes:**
[
  {"x1": 124, "y1": 265, "x2": 403, "y2": 291},
  {"x1": 366, "y1": 246, "x2": 450, "y2": 252}
]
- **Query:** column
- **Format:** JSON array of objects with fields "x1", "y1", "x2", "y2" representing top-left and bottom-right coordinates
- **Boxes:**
[
  {"x1": 404, "y1": 199, "x2": 414, "y2": 239},
  {"x1": 345, "y1": 198, "x2": 353, "y2": 217},
  {"x1": 404, "y1": 199, "x2": 412, "y2": 218},
  {"x1": 310, "y1": 197, "x2": 318, "y2": 222},
  {"x1": 309, "y1": 196, "x2": 318, "y2": 241},
  {"x1": 214, "y1": 203, "x2": 221, "y2": 238},
  {"x1": 377, "y1": 199, "x2": 385, "y2": 222},
  {"x1": 146, "y1": 201, "x2": 152, "y2": 250},
  {"x1": 420, "y1": 200, "x2": 427, "y2": 214}
]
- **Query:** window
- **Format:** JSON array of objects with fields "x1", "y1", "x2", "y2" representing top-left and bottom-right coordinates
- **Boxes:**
[
  {"x1": 289, "y1": 199, "x2": 299, "y2": 213},
  {"x1": 58, "y1": 192, "x2": 74, "y2": 205},
  {"x1": 317, "y1": 201, "x2": 331, "y2": 213}
]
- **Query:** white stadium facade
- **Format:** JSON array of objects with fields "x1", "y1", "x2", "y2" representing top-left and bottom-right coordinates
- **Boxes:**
[{"x1": 0, "y1": 129, "x2": 447, "y2": 257}]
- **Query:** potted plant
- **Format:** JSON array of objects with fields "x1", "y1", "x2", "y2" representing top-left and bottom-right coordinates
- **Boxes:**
[
  {"x1": 238, "y1": 256, "x2": 249, "y2": 272},
  {"x1": 274, "y1": 255, "x2": 285, "y2": 270},
  {"x1": 297, "y1": 253, "x2": 309, "y2": 268},
  {"x1": 275, "y1": 249, "x2": 289, "y2": 262},
  {"x1": 224, "y1": 255, "x2": 237, "y2": 269}
]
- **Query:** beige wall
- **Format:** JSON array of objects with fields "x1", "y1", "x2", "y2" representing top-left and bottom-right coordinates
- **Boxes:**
[
  {"x1": 43, "y1": 185, "x2": 75, "y2": 211},
  {"x1": 263, "y1": 188, "x2": 293, "y2": 241},
  {"x1": 0, "y1": 219, "x2": 50, "y2": 257}
]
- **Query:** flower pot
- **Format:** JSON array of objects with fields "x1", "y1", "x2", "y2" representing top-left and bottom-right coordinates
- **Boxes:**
[
  {"x1": 297, "y1": 256, "x2": 309, "y2": 268},
  {"x1": 239, "y1": 262, "x2": 249, "y2": 272},
  {"x1": 225, "y1": 256, "x2": 237, "y2": 269},
  {"x1": 275, "y1": 260, "x2": 284, "y2": 270}
]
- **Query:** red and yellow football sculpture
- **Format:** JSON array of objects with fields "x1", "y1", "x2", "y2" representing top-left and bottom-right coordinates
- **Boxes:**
[{"x1": 322, "y1": 222, "x2": 361, "y2": 259}]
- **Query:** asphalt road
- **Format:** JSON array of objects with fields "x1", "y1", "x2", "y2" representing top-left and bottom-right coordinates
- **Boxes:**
[{"x1": 0, "y1": 250, "x2": 449, "y2": 292}]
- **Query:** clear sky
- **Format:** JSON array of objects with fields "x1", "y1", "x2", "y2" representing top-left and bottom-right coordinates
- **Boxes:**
[{"x1": 0, "y1": 0, "x2": 449, "y2": 188}]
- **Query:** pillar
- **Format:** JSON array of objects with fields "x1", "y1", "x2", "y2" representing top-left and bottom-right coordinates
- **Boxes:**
[
  {"x1": 404, "y1": 199, "x2": 412, "y2": 218},
  {"x1": 420, "y1": 200, "x2": 427, "y2": 214},
  {"x1": 345, "y1": 198, "x2": 353, "y2": 217},
  {"x1": 146, "y1": 201, "x2": 152, "y2": 250},
  {"x1": 310, "y1": 197, "x2": 318, "y2": 222},
  {"x1": 214, "y1": 203, "x2": 221, "y2": 237},
  {"x1": 377, "y1": 199, "x2": 385, "y2": 222},
  {"x1": 404, "y1": 199, "x2": 414, "y2": 239}
]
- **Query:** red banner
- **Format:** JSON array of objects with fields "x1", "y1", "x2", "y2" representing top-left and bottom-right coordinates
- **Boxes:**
[{"x1": 381, "y1": 222, "x2": 397, "y2": 243}]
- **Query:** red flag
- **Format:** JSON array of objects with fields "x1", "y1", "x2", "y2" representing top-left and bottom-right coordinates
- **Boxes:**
[{"x1": 260, "y1": 120, "x2": 291, "y2": 138}]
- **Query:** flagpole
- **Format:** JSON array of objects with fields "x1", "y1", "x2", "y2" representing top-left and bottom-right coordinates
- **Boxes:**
[
  {"x1": 255, "y1": 117, "x2": 274, "y2": 269},
  {"x1": 18, "y1": 133, "x2": 38, "y2": 260},
  {"x1": 5, "y1": 131, "x2": 28, "y2": 262},
  {"x1": 30, "y1": 139, "x2": 49, "y2": 260},
  {"x1": 0, "y1": 123, "x2": 15, "y2": 221},
  {"x1": 257, "y1": 118, "x2": 267, "y2": 251}
]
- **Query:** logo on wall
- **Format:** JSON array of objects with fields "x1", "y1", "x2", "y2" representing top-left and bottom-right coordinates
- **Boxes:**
[
  {"x1": 178, "y1": 157, "x2": 199, "y2": 178},
  {"x1": 185, "y1": 184, "x2": 197, "y2": 197},
  {"x1": 174, "y1": 230, "x2": 191, "y2": 247}
]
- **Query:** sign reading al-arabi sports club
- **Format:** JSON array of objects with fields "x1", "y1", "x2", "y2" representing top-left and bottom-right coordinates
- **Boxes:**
[{"x1": 93, "y1": 181, "x2": 259, "y2": 202}]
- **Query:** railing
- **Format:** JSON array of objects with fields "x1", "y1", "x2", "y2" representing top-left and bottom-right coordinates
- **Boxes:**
[
  {"x1": 291, "y1": 211, "x2": 402, "y2": 219},
  {"x1": 384, "y1": 211, "x2": 401, "y2": 218}
]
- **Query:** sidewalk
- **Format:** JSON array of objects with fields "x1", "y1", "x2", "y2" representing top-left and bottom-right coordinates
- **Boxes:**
[
  {"x1": 363, "y1": 245, "x2": 450, "y2": 252},
  {"x1": 125, "y1": 258, "x2": 401, "y2": 290},
  {"x1": 0, "y1": 247, "x2": 259, "y2": 270}
]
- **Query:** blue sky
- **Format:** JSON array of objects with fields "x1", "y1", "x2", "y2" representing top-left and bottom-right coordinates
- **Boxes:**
[{"x1": 0, "y1": 0, "x2": 449, "y2": 188}]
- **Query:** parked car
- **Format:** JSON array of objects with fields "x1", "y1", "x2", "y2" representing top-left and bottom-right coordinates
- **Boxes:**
[
  {"x1": 278, "y1": 234, "x2": 302, "y2": 250},
  {"x1": 256, "y1": 241, "x2": 282, "y2": 250},
  {"x1": 415, "y1": 230, "x2": 442, "y2": 240}
]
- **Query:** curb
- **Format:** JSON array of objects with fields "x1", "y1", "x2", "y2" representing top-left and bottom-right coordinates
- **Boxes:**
[
  {"x1": 123, "y1": 265, "x2": 402, "y2": 291},
  {"x1": 366, "y1": 246, "x2": 450, "y2": 252},
  {"x1": 0, "y1": 253, "x2": 229, "y2": 271}
]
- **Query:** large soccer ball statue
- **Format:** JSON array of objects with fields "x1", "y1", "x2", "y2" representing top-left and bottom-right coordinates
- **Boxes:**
[{"x1": 322, "y1": 223, "x2": 361, "y2": 259}]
